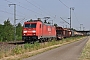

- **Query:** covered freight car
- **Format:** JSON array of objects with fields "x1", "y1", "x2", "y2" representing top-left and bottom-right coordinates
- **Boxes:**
[
  {"x1": 56, "y1": 27, "x2": 64, "y2": 39},
  {"x1": 22, "y1": 20, "x2": 56, "y2": 43},
  {"x1": 63, "y1": 28, "x2": 72, "y2": 38},
  {"x1": 56, "y1": 27, "x2": 72, "y2": 40}
]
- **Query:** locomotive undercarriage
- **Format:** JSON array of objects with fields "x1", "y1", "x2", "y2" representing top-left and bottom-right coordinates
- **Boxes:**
[
  {"x1": 22, "y1": 36, "x2": 38, "y2": 43},
  {"x1": 22, "y1": 36, "x2": 56, "y2": 43}
]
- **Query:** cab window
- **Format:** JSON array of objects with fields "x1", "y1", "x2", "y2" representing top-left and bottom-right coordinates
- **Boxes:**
[{"x1": 24, "y1": 23, "x2": 36, "y2": 28}]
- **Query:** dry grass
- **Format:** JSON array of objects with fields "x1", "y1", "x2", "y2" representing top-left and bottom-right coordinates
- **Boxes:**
[
  {"x1": 0, "y1": 36, "x2": 86, "y2": 60},
  {"x1": 79, "y1": 36, "x2": 90, "y2": 60}
]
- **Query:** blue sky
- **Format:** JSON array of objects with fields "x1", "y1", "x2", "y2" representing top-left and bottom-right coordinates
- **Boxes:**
[{"x1": 0, "y1": 0, "x2": 90, "y2": 30}]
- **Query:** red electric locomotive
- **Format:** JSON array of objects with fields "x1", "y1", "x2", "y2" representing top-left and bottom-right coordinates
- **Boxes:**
[{"x1": 22, "y1": 20, "x2": 56, "y2": 43}]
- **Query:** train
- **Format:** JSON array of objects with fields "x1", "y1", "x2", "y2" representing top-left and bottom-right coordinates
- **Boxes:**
[{"x1": 22, "y1": 19, "x2": 84, "y2": 43}]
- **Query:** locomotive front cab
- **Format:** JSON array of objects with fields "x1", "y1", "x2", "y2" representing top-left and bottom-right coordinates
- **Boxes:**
[
  {"x1": 22, "y1": 22, "x2": 38, "y2": 42},
  {"x1": 22, "y1": 20, "x2": 43, "y2": 42}
]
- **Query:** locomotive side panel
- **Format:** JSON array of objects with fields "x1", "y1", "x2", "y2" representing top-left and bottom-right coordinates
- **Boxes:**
[{"x1": 42, "y1": 24, "x2": 56, "y2": 38}]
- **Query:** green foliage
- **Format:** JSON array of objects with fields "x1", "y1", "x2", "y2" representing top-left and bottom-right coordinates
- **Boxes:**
[
  {"x1": 0, "y1": 19, "x2": 22, "y2": 42},
  {"x1": 28, "y1": 19, "x2": 33, "y2": 22},
  {"x1": 12, "y1": 45, "x2": 22, "y2": 54},
  {"x1": 54, "y1": 23, "x2": 58, "y2": 27},
  {"x1": 24, "y1": 43, "x2": 34, "y2": 49},
  {"x1": 16, "y1": 23, "x2": 22, "y2": 40},
  {"x1": 24, "y1": 42, "x2": 40, "y2": 50}
]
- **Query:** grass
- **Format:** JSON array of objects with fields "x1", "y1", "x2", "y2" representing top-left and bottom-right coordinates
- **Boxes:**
[
  {"x1": 0, "y1": 36, "x2": 86, "y2": 60},
  {"x1": 79, "y1": 36, "x2": 90, "y2": 60}
]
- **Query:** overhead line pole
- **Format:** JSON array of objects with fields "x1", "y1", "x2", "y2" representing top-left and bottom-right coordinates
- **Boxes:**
[
  {"x1": 69, "y1": 7, "x2": 74, "y2": 29},
  {"x1": 9, "y1": 4, "x2": 16, "y2": 41},
  {"x1": 70, "y1": 8, "x2": 71, "y2": 29}
]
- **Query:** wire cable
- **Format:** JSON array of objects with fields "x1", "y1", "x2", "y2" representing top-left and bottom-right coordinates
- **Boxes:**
[
  {"x1": 73, "y1": 11, "x2": 79, "y2": 22},
  {"x1": 24, "y1": 0, "x2": 56, "y2": 19},
  {"x1": 4, "y1": 0, "x2": 43, "y2": 16},
  {"x1": 59, "y1": 0, "x2": 69, "y2": 9},
  {"x1": 0, "y1": 9, "x2": 13, "y2": 15}
]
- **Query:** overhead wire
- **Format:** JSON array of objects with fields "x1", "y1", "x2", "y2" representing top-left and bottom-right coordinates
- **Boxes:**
[
  {"x1": 16, "y1": 0, "x2": 43, "y2": 15},
  {"x1": 0, "y1": 8, "x2": 27, "y2": 18},
  {"x1": 58, "y1": 0, "x2": 79, "y2": 22},
  {"x1": 4, "y1": 0, "x2": 43, "y2": 16},
  {"x1": 73, "y1": 11, "x2": 80, "y2": 23},
  {"x1": 4, "y1": 0, "x2": 57, "y2": 21},
  {"x1": 0, "y1": 9, "x2": 13, "y2": 15},
  {"x1": 4, "y1": 0, "x2": 44, "y2": 24},
  {"x1": 25, "y1": 0, "x2": 41, "y2": 11},
  {"x1": 3, "y1": 0, "x2": 29, "y2": 18},
  {"x1": 14, "y1": 0, "x2": 44, "y2": 20},
  {"x1": 0, "y1": 9, "x2": 29, "y2": 25},
  {"x1": 59, "y1": 0, "x2": 69, "y2": 9},
  {"x1": 0, "y1": 0, "x2": 31, "y2": 18},
  {"x1": 59, "y1": 0, "x2": 80, "y2": 29},
  {"x1": 24, "y1": 0, "x2": 56, "y2": 19}
]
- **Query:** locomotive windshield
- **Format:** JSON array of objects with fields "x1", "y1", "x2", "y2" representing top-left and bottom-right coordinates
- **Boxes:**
[{"x1": 24, "y1": 23, "x2": 36, "y2": 28}]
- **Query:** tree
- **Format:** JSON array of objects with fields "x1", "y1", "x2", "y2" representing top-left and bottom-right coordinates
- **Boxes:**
[
  {"x1": 54, "y1": 23, "x2": 58, "y2": 27},
  {"x1": 3, "y1": 19, "x2": 14, "y2": 41},
  {"x1": 4, "y1": 18, "x2": 12, "y2": 26},
  {"x1": 28, "y1": 19, "x2": 33, "y2": 22},
  {"x1": 16, "y1": 23, "x2": 22, "y2": 40},
  {"x1": 0, "y1": 24, "x2": 4, "y2": 41},
  {"x1": 0, "y1": 19, "x2": 23, "y2": 42}
]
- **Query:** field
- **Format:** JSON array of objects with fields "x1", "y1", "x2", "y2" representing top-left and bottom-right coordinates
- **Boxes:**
[{"x1": 0, "y1": 36, "x2": 86, "y2": 60}]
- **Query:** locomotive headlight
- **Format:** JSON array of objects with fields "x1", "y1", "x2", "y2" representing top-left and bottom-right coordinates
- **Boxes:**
[
  {"x1": 32, "y1": 30, "x2": 36, "y2": 33},
  {"x1": 24, "y1": 34, "x2": 26, "y2": 35},
  {"x1": 23, "y1": 31, "x2": 27, "y2": 33}
]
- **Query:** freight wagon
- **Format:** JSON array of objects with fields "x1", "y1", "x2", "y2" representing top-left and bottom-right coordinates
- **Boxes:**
[
  {"x1": 63, "y1": 28, "x2": 72, "y2": 38},
  {"x1": 56, "y1": 27, "x2": 72, "y2": 39},
  {"x1": 56, "y1": 27, "x2": 64, "y2": 39}
]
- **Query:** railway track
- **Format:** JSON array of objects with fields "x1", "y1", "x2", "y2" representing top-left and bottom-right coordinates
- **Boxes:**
[
  {"x1": 0, "y1": 40, "x2": 48, "y2": 52},
  {"x1": 0, "y1": 41, "x2": 25, "y2": 52}
]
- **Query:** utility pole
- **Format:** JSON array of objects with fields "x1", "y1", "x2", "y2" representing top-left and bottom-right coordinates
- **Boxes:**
[
  {"x1": 69, "y1": 7, "x2": 74, "y2": 29},
  {"x1": 9, "y1": 4, "x2": 16, "y2": 41},
  {"x1": 70, "y1": 8, "x2": 71, "y2": 29}
]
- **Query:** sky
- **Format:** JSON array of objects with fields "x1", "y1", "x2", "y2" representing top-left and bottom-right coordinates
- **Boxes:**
[{"x1": 0, "y1": 0, "x2": 90, "y2": 30}]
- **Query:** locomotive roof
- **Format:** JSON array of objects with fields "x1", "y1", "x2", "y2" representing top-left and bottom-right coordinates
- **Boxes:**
[
  {"x1": 26, "y1": 20, "x2": 42, "y2": 22},
  {"x1": 25, "y1": 20, "x2": 55, "y2": 26}
]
